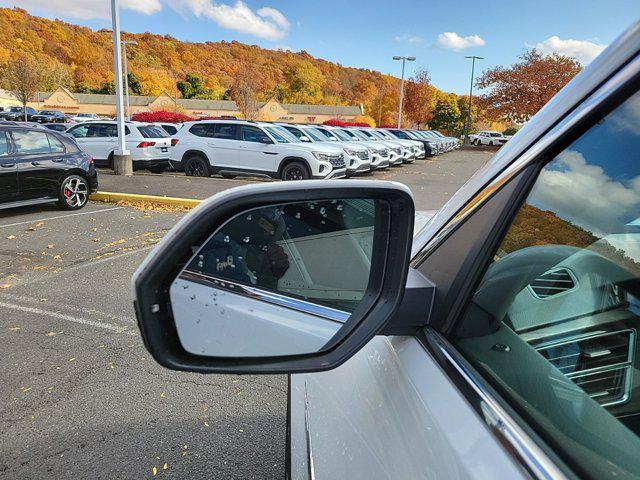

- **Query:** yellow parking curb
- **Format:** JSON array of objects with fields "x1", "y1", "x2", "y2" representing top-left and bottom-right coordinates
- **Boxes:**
[{"x1": 90, "y1": 191, "x2": 202, "y2": 208}]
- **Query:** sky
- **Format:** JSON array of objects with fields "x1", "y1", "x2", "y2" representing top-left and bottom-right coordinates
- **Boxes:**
[{"x1": 4, "y1": 0, "x2": 640, "y2": 94}]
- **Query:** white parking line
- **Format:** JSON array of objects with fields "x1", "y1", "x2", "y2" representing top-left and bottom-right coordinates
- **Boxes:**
[
  {"x1": 0, "y1": 300, "x2": 136, "y2": 335},
  {"x1": 0, "y1": 206, "x2": 124, "y2": 229}
]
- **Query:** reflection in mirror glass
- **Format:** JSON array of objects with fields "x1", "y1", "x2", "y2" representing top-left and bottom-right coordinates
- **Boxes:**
[{"x1": 169, "y1": 199, "x2": 383, "y2": 358}]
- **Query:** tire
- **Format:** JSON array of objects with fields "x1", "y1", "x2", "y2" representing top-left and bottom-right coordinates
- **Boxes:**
[
  {"x1": 281, "y1": 161, "x2": 310, "y2": 181},
  {"x1": 57, "y1": 174, "x2": 89, "y2": 210},
  {"x1": 107, "y1": 152, "x2": 114, "y2": 170},
  {"x1": 184, "y1": 154, "x2": 210, "y2": 177}
]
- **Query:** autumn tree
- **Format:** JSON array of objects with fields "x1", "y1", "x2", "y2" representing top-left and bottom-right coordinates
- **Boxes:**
[
  {"x1": 430, "y1": 93, "x2": 463, "y2": 135},
  {"x1": 177, "y1": 73, "x2": 214, "y2": 99},
  {"x1": 230, "y1": 67, "x2": 261, "y2": 120},
  {"x1": 476, "y1": 49, "x2": 581, "y2": 122},
  {"x1": 403, "y1": 68, "x2": 434, "y2": 128},
  {"x1": 2, "y1": 54, "x2": 43, "y2": 120},
  {"x1": 282, "y1": 61, "x2": 325, "y2": 104}
]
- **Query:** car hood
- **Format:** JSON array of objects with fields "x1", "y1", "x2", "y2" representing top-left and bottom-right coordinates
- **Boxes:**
[{"x1": 278, "y1": 142, "x2": 344, "y2": 154}]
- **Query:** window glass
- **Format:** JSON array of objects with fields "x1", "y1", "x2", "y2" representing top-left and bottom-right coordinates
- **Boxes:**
[
  {"x1": 283, "y1": 126, "x2": 304, "y2": 139},
  {"x1": 11, "y1": 130, "x2": 51, "y2": 154},
  {"x1": 87, "y1": 123, "x2": 116, "y2": 137},
  {"x1": 138, "y1": 125, "x2": 169, "y2": 138},
  {"x1": 47, "y1": 134, "x2": 65, "y2": 153},
  {"x1": 263, "y1": 127, "x2": 289, "y2": 143},
  {"x1": 454, "y1": 90, "x2": 640, "y2": 479},
  {"x1": 185, "y1": 199, "x2": 377, "y2": 312},
  {"x1": 0, "y1": 132, "x2": 8, "y2": 157},
  {"x1": 189, "y1": 124, "x2": 213, "y2": 137},
  {"x1": 68, "y1": 124, "x2": 90, "y2": 138},
  {"x1": 161, "y1": 125, "x2": 178, "y2": 135},
  {"x1": 213, "y1": 123, "x2": 238, "y2": 140},
  {"x1": 241, "y1": 125, "x2": 270, "y2": 143}
]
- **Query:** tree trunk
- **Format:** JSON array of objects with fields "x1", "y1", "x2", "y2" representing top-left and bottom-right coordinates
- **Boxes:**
[{"x1": 23, "y1": 100, "x2": 27, "y2": 122}]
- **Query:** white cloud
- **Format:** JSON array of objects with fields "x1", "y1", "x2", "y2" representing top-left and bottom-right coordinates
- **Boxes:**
[
  {"x1": 531, "y1": 150, "x2": 640, "y2": 236},
  {"x1": 177, "y1": 0, "x2": 290, "y2": 40},
  {"x1": 394, "y1": 34, "x2": 424, "y2": 44},
  {"x1": 436, "y1": 32, "x2": 485, "y2": 51},
  {"x1": 0, "y1": 0, "x2": 161, "y2": 19},
  {"x1": 533, "y1": 36, "x2": 606, "y2": 64}
]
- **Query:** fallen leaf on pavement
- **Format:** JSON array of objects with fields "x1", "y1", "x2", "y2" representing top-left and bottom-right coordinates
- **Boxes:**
[
  {"x1": 152, "y1": 466, "x2": 157, "y2": 477},
  {"x1": 160, "y1": 392, "x2": 166, "y2": 398},
  {"x1": 6, "y1": 235, "x2": 15, "y2": 240},
  {"x1": 53, "y1": 255, "x2": 62, "y2": 260},
  {"x1": 9, "y1": 327, "x2": 20, "y2": 331},
  {"x1": 204, "y1": 421, "x2": 209, "y2": 427},
  {"x1": 69, "y1": 357, "x2": 76, "y2": 362},
  {"x1": 20, "y1": 387, "x2": 31, "y2": 393},
  {"x1": 47, "y1": 244, "x2": 54, "y2": 249},
  {"x1": 163, "y1": 463, "x2": 168, "y2": 471},
  {"x1": 46, "y1": 331, "x2": 63, "y2": 337},
  {"x1": 0, "y1": 284, "x2": 11, "y2": 289}
]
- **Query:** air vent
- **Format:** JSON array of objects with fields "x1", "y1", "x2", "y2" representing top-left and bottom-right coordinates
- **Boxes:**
[
  {"x1": 536, "y1": 330, "x2": 635, "y2": 406},
  {"x1": 529, "y1": 268, "x2": 576, "y2": 299}
]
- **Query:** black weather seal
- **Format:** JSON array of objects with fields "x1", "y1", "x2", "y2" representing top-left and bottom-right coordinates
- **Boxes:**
[{"x1": 379, "y1": 268, "x2": 435, "y2": 335}]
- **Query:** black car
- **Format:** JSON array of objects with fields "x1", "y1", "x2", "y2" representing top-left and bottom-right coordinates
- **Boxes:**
[
  {"x1": 0, "y1": 125, "x2": 98, "y2": 210},
  {"x1": 1, "y1": 106, "x2": 38, "y2": 122},
  {"x1": 31, "y1": 110, "x2": 66, "y2": 123}
]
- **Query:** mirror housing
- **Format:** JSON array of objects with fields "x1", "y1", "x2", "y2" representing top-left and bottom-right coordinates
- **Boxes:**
[
  {"x1": 300, "y1": 135, "x2": 311, "y2": 142},
  {"x1": 132, "y1": 180, "x2": 415, "y2": 374},
  {"x1": 260, "y1": 136, "x2": 274, "y2": 144}
]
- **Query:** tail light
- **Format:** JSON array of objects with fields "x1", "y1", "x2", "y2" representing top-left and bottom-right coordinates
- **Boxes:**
[
  {"x1": 137, "y1": 141, "x2": 156, "y2": 148},
  {"x1": 87, "y1": 155, "x2": 94, "y2": 165},
  {"x1": 171, "y1": 138, "x2": 179, "y2": 146}
]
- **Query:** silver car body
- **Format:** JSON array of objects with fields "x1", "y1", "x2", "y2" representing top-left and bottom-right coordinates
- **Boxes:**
[{"x1": 289, "y1": 20, "x2": 640, "y2": 480}]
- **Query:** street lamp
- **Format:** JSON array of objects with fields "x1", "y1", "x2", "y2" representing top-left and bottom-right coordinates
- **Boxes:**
[
  {"x1": 121, "y1": 40, "x2": 138, "y2": 120},
  {"x1": 464, "y1": 55, "x2": 484, "y2": 145},
  {"x1": 393, "y1": 55, "x2": 415, "y2": 128},
  {"x1": 110, "y1": 0, "x2": 130, "y2": 174}
]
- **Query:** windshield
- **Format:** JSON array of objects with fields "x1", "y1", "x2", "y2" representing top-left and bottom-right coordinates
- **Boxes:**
[
  {"x1": 39, "y1": 111, "x2": 57, "y2": 115},
  {"x1": 264, "y1": 126, "x2": 294, "y2": 143},
  {"x1": 300, "y1": 127, "x2": 326, "y2": 142},
  {"x1": 329, "y1": 128, "x2": 351, "y2": 141}
]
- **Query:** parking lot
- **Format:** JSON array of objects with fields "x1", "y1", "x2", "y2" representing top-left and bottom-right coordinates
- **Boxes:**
[{"x1": 0, "y1": 148, "x2": 492, "y2": 479}]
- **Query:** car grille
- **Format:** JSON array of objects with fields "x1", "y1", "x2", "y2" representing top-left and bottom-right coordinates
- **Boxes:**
[
  {"x1": 327, "y1": 154, "x2": 345, "y2": 168},
  {"x1": 356, "y1": 150, "x2": 369, "y2": 161},
  {"x1": 379, "y1": 148, "x2": 389, "y2": 158}
]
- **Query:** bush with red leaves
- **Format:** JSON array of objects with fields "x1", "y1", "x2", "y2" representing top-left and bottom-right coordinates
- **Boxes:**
[
  {"x1": 322, "y1": 119, "x2": 372, "y2": 128},
  {"x1": 131, "y1": 110, "x2": 194, "y2": 123}
]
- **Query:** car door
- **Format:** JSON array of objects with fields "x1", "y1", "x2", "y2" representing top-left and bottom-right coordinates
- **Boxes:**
[
  {"x1": 237, "y1": 125, "x2": 278, "y2": 174},
  {"x1": 207, "y1": 123, "x2": 241, "y2": 169},
  {"x1": 0, "y1": 130, "x2": 18, "y2": 202},
  {"x1": 292, "y1": 41, "x2": 640, "y2": 480},
  {"x1": 10, "y1": 129, "x2": 62, "y2": 199},
  {"x1": 66, "y1": 123, "x2": 91, "y2": 155}
]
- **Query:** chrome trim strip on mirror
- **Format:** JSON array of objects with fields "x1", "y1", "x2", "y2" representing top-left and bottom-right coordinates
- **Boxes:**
[
  {"x1": 424, "y1": 330, "x2": 570, "y2": 480},
  {"x1": 179, "y1": 270, "x2": 350, "y2": 323}
]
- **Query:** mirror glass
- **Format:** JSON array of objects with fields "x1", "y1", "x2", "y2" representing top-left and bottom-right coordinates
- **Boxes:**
[{"x1": 170, "y1": 198, "x2": 384, "y2": 357}]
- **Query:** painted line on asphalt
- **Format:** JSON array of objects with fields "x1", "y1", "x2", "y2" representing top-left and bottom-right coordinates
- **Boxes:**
[
  {"x1": 0, "y1": 300, "x2": 136, "y2": 335},
  {"x1": 0, "y1": 206, "x2": 125, "y2": 229}
]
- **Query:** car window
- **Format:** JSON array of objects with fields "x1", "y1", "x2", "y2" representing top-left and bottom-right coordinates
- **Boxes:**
[
  {"x1": 189, "y1": 123, "x2": 213, "y2": 137},
  {"x1": 161, "y1": 125, "x2": 178, "y2": 135},
  {"x1": 0, "y1": 131, "x2": 8, "y2": 157},
  {"x1": 68, "y1": 124, "x2": 90, "y2": 138},
  {"x1": 283, "y1": 126, "x2": 304, "y2": 139},
  {"x1": 241, "y1": 125, "x2": 270, "y2": 143},
  {"x1": 88, "y1": 123, "x2": 115, "y2": 137},
  {"x1": 453, "y1": 90, "x2": 640, "y2": 478},
  {"x1": 138, "y1": 125, "x2": 169, "y2": 138},
  {"x1": 213, "y1": 123, "x2": 238, "y2": 140},
  {"x1": 184, "y1": 199, "x2": 377, "y2": 312},
  {"x1": 47, "y1": 134, "x2": 65, "y2": 153},
  {"x1": 11, "y1": 130, "x2": 51, "y2": 154}
]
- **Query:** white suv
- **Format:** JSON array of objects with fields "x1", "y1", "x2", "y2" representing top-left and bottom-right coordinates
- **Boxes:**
[
  {"x1": 315, "y1": 126, "x2": 391, "y2": 170},
  {"x1": 171, "y1": 120, "x2": 347, "y2": 180},
  {"x1": 66, "y1": 121, "x2": 174, "y2": 173},
  {"x1": 470, "y1": 130, "x2": 509, "y2": 146},
  {"x1": 278, "y1": 123, "x2": 372, "y2": 176}
]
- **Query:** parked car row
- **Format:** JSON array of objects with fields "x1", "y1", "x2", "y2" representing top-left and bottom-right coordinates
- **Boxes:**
[{"x1": 0, "y1": 107, "x2": 103, "y2": 124}]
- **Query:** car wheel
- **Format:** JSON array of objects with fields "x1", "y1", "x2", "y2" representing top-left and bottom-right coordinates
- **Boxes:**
[
  {"x1": 184, "y1": 154, "x2": 210, "y2": 177},
  {"x1": 57, "y1": 174, "x2": 89, "y2": 210},
  {"x1": 281, "y1": 162, "x2": 310, "y2": 181},
  {"x1": 107, "y1": 152, "x2": 114, "y2": 170}
]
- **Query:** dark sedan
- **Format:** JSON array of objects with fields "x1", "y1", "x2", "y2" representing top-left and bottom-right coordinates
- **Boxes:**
[
  {"x1": 0, "y1": 124, "x2": 98, "y2": 210},
  {"x1": 1, "y1": 106, "x2": 38, "y2": 122},
  {"x1": 31, "y1": 110, "x2": 66, "y2": 123}
]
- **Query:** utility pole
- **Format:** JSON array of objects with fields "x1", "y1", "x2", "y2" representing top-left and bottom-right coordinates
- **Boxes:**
[
  {"x1": 464, "y1": 55, "x2": 483, "y2": 145},
  {"x1": 110, "y1": 0, "x2": 131, "y2": 174},
  {"x1": 393, "y1": 56, "x2": 415, "y2": 128},
  {"x1": 122, "y1": 40, "x2": 137, "y2": 120}
]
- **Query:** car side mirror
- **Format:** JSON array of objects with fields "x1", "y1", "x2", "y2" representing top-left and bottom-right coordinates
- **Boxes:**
[
  {"x1": 132, "y1": 180, "x2": 415, "y2": 374},
  {"x1": 299, "y1": 135, "x2": 311, "y2": 142},
  {"x1": 259, "y1": 136, "x2": 273, "y2": 144}
]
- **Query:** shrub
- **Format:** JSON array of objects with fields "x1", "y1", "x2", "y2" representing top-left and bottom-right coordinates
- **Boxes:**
[
  {"x1": 503, "y1": 126, "x2": 519, "y2": 136},
  {"x1": 322, "y1": 119, "x2": 374, "y2": 128},
  {"x1": 131, "y1": 110, "x2": 194, "y2": 123}
]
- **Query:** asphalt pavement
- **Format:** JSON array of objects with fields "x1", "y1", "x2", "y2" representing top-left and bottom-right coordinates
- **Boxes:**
[{"x1": 0, "y1": 148, "x2": 493, "y2": 479}]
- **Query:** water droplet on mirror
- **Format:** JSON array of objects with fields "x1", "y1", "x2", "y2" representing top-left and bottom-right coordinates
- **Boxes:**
[
  {"x1": 190, "y1": 294, "x2": 196, "y2": 300},
  {"x1": 198, "y1": 254, "x2": 204, "y2": 260},
  {"x1": 320, "y1": 207, "x2": 326, "y2": 215},
  {"x1": 243, "y1": 237, "x2": 250, "y2": 243},
  {"x1": 309, "y1": 203, "x2": 315, "y2": 210},
  {"x1": 223, "y1": 235, "x2": 230, "y2": 243},
  {"x1": 151, "y1": 304, "x2": 160, "y2": 313},
  {"x1": 261, "y1": 245, "x2": 268, "y2": 252},
  {"x1": 321, "y1": 220, "x2": 325, "y2": 224},
  {"x1": 336, "y1": 204, "x2": 344, "y2": 211},
  {"x1": 197, "y1": 261, "x2": 203, "y2": 268},
  {"x1": 246, "y1": 214, "x2": 252, "y2": 221},
  {"x1": 295, "y1": 212, "x2": 301, "y2": 219}
]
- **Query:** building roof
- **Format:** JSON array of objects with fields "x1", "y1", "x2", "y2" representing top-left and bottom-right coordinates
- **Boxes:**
[{"x1": 36, "y1": 88, "x2": 362, "y2": 116}]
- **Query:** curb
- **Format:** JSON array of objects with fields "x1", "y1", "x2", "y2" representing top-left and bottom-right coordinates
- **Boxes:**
[{"x1": 90, "y1": 191, "x2": 202, "y2": 208}]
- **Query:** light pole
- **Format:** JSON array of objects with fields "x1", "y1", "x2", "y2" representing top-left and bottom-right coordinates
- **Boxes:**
[
  {"x1": 393, "y1": 55, "x2": 415, "y2": 128},
  {"x1": 464, "y1": 55, "x2": 483, "y2": 145},
  {"x1": 110, "y1": 0, "x2": 131, "y2": 174},
  {"x1": 122, "y1": 40, "x2": 137, "y2": 120}
]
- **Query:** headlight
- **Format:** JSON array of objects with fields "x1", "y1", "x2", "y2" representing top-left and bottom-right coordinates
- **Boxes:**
[
  {"x1": 312, "y1": 151, "x2": 331, "y2": 161},
  {"x1": 343, "y1": 148, "x2": 357, "y2": 156}
]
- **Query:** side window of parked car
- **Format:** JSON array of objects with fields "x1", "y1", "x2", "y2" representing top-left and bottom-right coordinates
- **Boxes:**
[
  {"x1": 11, "y1": 130, "x2": 51, "y2": 155},
  {"x1": 48, "y1": 134, "x2": 65, "y2": 153},
  {"x1": 453, "y1": 90, "x2": 640, "y2": 478},
  {"x1": 241, "y1": 125, "x2": 270, "y2": 143},
  {"x1": 188, "y1": 124, "x2": 214, "y2": 137},
  {"x1": 213, "y1": 123, "x2": 238, "y2": 140},
  {"x1": 68, "y1": 124, "x2": 90, "y2": 138},
  {"x1": 0, "y1": 131, "x2": 9, "y2": 157}
]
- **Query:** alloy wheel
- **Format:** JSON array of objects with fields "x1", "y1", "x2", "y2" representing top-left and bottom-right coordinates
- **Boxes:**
[
  {"x1": 285, "y1": 167, "x2": 304, "y2": 180},
  {"x1": 62, "y1": 177, "x2": 88, "y2": 208}
]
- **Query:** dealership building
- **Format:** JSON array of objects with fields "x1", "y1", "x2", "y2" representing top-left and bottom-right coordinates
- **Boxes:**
[{"x1": 0, "y1": 87, "x2": 363, "y2": 124}]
